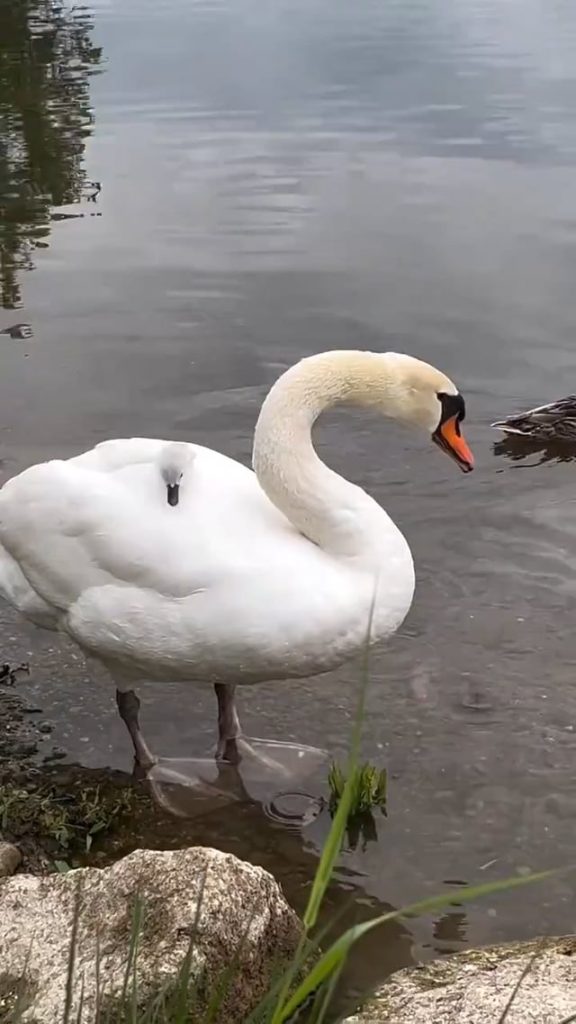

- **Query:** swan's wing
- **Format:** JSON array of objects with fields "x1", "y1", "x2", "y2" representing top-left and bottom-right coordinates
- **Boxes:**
[
  {"x1": 0, "y1": 443, "x2": 298, "y2": 615},
  {"x1": 0, "y1": 460, "x2": 137, "y2": 610},
  {"x1": 0, "y1": 543, "x2": 59, "y2": 628}
]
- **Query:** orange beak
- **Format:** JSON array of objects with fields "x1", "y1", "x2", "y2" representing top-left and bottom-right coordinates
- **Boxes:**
[{"x1": 432, "y1": 415, "x2": 474, "y2": 472}]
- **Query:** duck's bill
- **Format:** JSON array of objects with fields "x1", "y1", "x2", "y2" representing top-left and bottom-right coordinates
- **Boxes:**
[
  {"x1": 491, "y1": 421, "x2": 526, "y2": 435},
  {"x1": 432, "y1": 416, "x2": 474, "y2": 472}
]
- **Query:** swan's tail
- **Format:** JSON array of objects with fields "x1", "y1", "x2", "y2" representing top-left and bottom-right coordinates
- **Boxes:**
[{"x1": 0, "y1": 545, "x2": 59, "y2": 629}]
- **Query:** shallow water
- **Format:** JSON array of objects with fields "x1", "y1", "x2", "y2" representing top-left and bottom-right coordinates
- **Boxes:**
[{"x1": 2, "y1": 0, "x2": 576, "y2": 1004}]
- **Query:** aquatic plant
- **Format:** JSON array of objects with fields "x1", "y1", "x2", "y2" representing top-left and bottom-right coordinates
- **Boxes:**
[
  {"x1": 327, "y1": 761, "x2": 387, "y2": 817},
  {"x1": 326, "y1": 760, "x2": 387, "y2": 852}
]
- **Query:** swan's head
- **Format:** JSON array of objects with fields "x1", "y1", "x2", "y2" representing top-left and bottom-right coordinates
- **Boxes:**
[
  {"x1": 376, "y1": 353, "x2": 474, "y2": 472},
  {"x1": 256, "y1": 349, "x2": 474, "y2": 474},
  {"x1": 159, "y1": 442, "x2": 195, "y2": 506}
]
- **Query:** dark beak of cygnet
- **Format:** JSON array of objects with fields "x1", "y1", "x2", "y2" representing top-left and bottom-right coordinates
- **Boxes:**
[{"x1": 166, "y1": 483, "x2": 180, "y2": 506}]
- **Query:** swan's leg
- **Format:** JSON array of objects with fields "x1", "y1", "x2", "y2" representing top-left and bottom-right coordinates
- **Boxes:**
[
  {"x1": 214, "y1": 683, "x2": 242, "y2": 763},
  {"x1": 115, "y1": 688, "x2": 155, "y2": 769},
  {"x1": 146, "y1": 683, "x2": 326, "y2": 808}
]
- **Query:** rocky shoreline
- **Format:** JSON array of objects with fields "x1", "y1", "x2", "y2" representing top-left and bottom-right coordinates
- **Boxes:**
[
  {"x1": 0, "y1": 679, "x2": 149, "y2": 873},
  {"x1": 344, "y1": 936, "x2": 576, "y2": 1023},
  {"x1": 0, "y1": 680, "x2": 228, "y2": 876}
]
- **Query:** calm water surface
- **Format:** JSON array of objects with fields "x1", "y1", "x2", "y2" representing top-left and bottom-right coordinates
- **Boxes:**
[{"x1": 2, "y1": 0, "x2": 576, "y2": 1002}]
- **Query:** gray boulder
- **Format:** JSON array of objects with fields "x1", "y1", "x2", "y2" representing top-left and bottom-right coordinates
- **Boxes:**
[
  {"x1": 0, "y1": 846, "x2": 301, "y2": 1022},
  {"x1": 345, "y1": 936, "x2": 576, "y2": 1023}
]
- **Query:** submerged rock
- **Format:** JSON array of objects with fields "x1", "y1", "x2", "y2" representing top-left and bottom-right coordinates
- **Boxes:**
[
  {"x1": 344, "y1": 936, "x2": 576, "y2": 1023},
  {"x1": 0, "y1": 846, "x2": 301, "y2": 1023}
]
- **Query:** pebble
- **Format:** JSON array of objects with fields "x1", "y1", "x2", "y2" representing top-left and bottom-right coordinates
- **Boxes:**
[
  {"x1": 38, "y1": 722, "x2": 53, "y2": 734},
  {"x1": 0, "y1": 843, "x2": 22, "y2": 877},
  {"x1": 44, "y1": 749, "x2": 67, "y2": 761}
]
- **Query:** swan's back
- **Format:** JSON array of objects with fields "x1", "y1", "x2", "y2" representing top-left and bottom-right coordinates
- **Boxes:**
[{"x1": 0, "y1": 438, "x2": 312, "y2": 612}]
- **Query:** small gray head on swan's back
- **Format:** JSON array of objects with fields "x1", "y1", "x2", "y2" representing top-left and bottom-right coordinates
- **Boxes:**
[{"x1": 158, "y1": 442, "x2": 195, "y2": 506}]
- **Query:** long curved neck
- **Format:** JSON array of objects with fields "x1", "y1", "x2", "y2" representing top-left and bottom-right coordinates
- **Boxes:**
[{"x1": 252, "y1": 351, "x2": 412, "y2": 559}]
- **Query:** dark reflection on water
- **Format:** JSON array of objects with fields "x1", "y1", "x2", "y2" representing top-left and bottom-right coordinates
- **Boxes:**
[
  {"x1": 431, "y1": 908, "x2": 469, "y2": 956},
  {"x1": 494, "y1": 435, "x2": 576, "y2": 466},
  {"x1": 0, "y1": 0, "x2": 101, "y2": 308}
]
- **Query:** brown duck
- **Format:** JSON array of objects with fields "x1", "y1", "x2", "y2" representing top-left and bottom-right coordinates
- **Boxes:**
[{"x1": 492, "y1": 396, "x2": 576, "y2": 440}]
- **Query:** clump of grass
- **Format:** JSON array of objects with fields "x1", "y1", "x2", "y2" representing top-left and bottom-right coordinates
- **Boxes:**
[
  {"x1": 327, "y1": 761, "x2": 387, "y2": 851},
  {"x1": 327, "y1": 761, "x2": 387, "y2": 818},
  {"x1": 0, "y1": 781, "x2": 133, "y2": 860}
]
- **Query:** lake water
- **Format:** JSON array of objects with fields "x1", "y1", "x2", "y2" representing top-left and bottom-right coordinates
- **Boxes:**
[{"x1": 2, "y1": 0, "x2": 576, "y2": 1006}]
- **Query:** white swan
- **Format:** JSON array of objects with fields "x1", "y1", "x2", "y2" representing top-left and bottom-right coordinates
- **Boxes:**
[{"x1": 0, "y1": 350, "x2": 473, "y2": 773}]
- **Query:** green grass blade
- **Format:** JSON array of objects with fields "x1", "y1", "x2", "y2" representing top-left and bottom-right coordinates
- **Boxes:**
[
  {"x1": 303, "y1": 589, "x2": 376, "y2": 935},
  {"x1": 75, "y1": 975, "x2": 86, "y2": 1024},
  {"x1": 310, "y1": 960, "x2": 345, "y2": 1024},
  {"x1": 303, "y1": 773, "x2": 357, "y2": 933},
  {"x1": 129, "y1": 944, "x2": 138, "y2": 1021},
  {"x1": 63, "y1": 876, "x2": 83, "y2": 1024},
  {"x1": 204, "y1": 906, "x2": 258, "y2": 1023},
  {"x1": 269, "y1": 590, "x2": 381, "y2": 1024},
  {"x1": 496, "y1": 945, "x2": 543, "y2": 1024},
  {"x1": 249, "y1": 891, "x2": 359, "y2": 1024},
  {"x1": 138, "y1": 979, "x2": 175, "y2": 1024},
  {"x1": 169, "y1": 938, "x2": 196, "y2": 1024},
  {"x1": 245, "y1": 924, "x2": 337, "y2": 1024},
  {"x1": 269, "y1": 773, "x2": 362, "y2": 1024},
  {"x1": 8, "y1": 941, "x2": 34, "y2": 1024},
  {"x1": 277, "y1": 927, "x2": 362, "y2": 1021},
  {"x1": 278, "y1": 870, "x2": 556, "y2": 1023},
  {"x1": 119, "y1": 893, "x2": 144, "y2": 1018},
  {"x1": 94, "y1": 932, "x2": 103, "y2": 1024},
  {"x1": 269, "y1": 754, "x2": 363, "y2": 1022},
  {"x1": 170, "y1": 866, "x2": 207, "y2": 1023}
]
